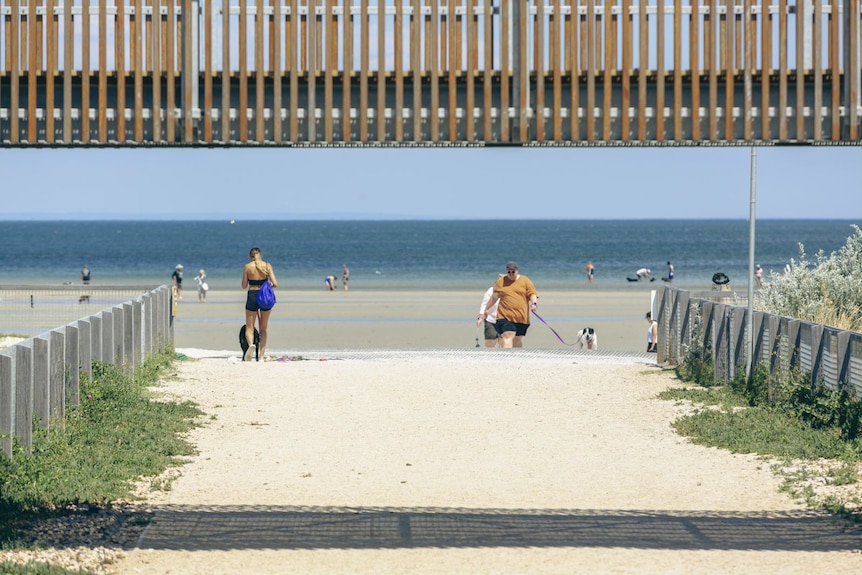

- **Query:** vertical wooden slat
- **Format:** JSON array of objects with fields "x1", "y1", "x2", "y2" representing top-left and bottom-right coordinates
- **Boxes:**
[
  {"x1": 690, "y1": 0, "x2": 700, "y2": 140},
  {"x1": 378, "y1": 0, "x2": 386, "y2": 141},
  {"x1": 63, "y1": 0, "x2": 73, "y2": 142},
  {"x1": 849, "y1": 0, "x2": 859, "y2": 140},
  {"x1": 325, "y1": 0, "x2": 334, "y2": 141},
  {"x1": 290, "y1": 0, "x2": 299, "y2": 140},
  {"x1": 412, "y1": 0, "x2": 421, "y2": 142},
  {"x1": 308, "y1": 0, "x2": 317, "y2": 142},
  {"x1": 761, "y1": 0, "x2": 771, "y2": 139},
  {"x1": 98, "y1": 0, "x2": 107, "y2": 142},
  {"x1": 500, "y1": 0, "x2": 509, "y2": 141},
  {"x1": 828, "y1": 0, "x2": 838, "y2": 139},
  {"x1": 518, "y1": 0, "x2": 527, "y2": 141},
  {"x1": 708, "y1": 0, "x2": 717, "y2": 140},
  {"x1": 46, "y1": 0, "x2": 56, "y2": 142},
  {"x1": 28, "y1": 0, "x2": 37, "y2": 141},
  {"x1": 483, "y1": 0, "x2": 492, "y2": 140},
  {"x1": 220, "y1": 0, "x2": 229, "y2": 141},
  {"x1": 568, "y1": 0, "x2": 578, "y2": 141},
  {"x1": 742, "y1": 0, "x2": 752, "y2": 141},
  {"x1": 794, "y1": 0, "x2": 804, "y2": 139},
  {"x1": 202, "y1": 0, "x2": 211, "y2": 141},
  {"x1": 238, "y1": 0, "x2": 248, "y2": 141},
  {"x1": 394, "y1": 0, "x2": 403, "y2": 141},
  {"x1": 10, "y1": 0, "x2": 20, "y2": 143},
  {"x1": 256, "y1": 0, "x2": 265, "y2": 142},
  {"x1": 622, "y1": 0, "x2": 631, "y2": 141},
  {"x1": 343, "y1": 0, "x2": 353, "y2": 142},
  {"x1": 536, "y1": 0, "x2": 545, "y2": 142},
  {"x1": 430, "y1": 0, "x2": 439, "y2": 141},
  {"x1": 656, "y1": 0, "x2": 665, "y2": 141},
  {"x1": 723, "y1": 0, "x2": 734, "y2": 140},
  {"x1": 673, "y1": 0, "x2": 681, "y2": 140},
  {"x1": 447, "y1": 0, "x2": 456, "y2": 141},
  {"x1": 273, "y1": 0, "x2": 282, "y2": 142},
  {"x1": 117, "y1": 0, "x2": 126, "y2": 143},
  {"x1": 812, "y1": 0, "x2": 821, "y2": 140},
  {"x1": 602, "y1": 0, "x2": 612, "y2": 141},
  {"x1": 360, "y1": 0, "x2": 369, "y2": 142},
  {"x1": 152, "y1": 0, "x2": 161, "y2": 142},
  {"x1": 268, "y1": 0, "x2": 275, "y2": 70},
  {"x1": 778, "y1": 0, "x2": 786, "y2": 140},
  {"x1": 466, "y1": 0, "x2": 476, "y2": 142},
  {"x1": 735, "y1": 0, "x2": 742, "y2": 69},
  {"x1": 166, "y1": 0, "x2": 176, "y2": 141},
  {"x1": 134, "y1": 0, "x2": 143, "y2": 141},
  {"x1": 586, "y1": 0, "x2": 595, "y2": 141},
  {"x1": 637, "y1": 0, "x2": 646, "y2": 140},
  {"x1": 552, "y1": 0, "x2": 561, "y2": 141},
  {"x1": 146, "y1": 0, "x2": 152, "y2": 71}
]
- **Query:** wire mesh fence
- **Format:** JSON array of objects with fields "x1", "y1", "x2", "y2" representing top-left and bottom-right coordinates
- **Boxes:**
[{"x1": 0, "y1": 285, "x2": 162, "y2": 337}]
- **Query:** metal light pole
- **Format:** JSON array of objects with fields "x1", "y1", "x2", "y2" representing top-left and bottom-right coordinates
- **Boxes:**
[{"x1": 746, "y1": 147, "x2": 757, "y2": 379}]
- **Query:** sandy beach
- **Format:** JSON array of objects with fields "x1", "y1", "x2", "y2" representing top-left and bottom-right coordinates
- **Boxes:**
[
  {"x1": 172, "y1": 288, "x2": 657, "y2": 355},
  {"x1": 109, "y1": 353, "x2": 862, "y2": 575},
  {"x1": 4, "y1": 288, "x2": 861, "y2": 574}
]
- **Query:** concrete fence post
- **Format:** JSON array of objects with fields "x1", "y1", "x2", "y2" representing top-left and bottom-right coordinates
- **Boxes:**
[
  {"x1": 32, "y1": 336, "x2": 50, "y2": 430},
  {"x1": 49, "y1": 329, "x2": 66, "y2": 422},
  {"x1": 1, "y1": 351, "x2": 13, "y2": 458},
  {"x1": 101, "y1": 310, "x2": 114, "y2": 366},
  {"x1": 65, "y1": 324, "x2": 80, "y2": 409},
  {"x1": 14, "y1": 343, "x2": 33, "y2": 451},
  {"x1": 79, "y1": 319, "x2": 92, "y2": 381},
  {"x1": 91, "y1": 314, "x2": 102, "y2": 363},
  {"x1": 113, "y1": 307, "x2": 125, "y2": 368}
]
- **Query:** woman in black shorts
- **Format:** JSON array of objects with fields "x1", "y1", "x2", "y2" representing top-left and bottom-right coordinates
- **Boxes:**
[{"x1": 242, "y1": 247, "x2": 278, "y2": 361}]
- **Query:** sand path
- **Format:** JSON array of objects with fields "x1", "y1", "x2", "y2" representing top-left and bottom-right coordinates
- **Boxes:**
[{"x1": 114, "y1": 350, "x2": 862, "y2": 574}]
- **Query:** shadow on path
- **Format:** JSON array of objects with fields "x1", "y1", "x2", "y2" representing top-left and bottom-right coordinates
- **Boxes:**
[{"x1": 138, "y1": 505, "x2": 862, "y2": 552}]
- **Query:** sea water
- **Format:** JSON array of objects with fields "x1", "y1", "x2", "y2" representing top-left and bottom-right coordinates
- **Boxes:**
[{"x1": 0, "y1": 219, "x2": 857, "y2": 291}]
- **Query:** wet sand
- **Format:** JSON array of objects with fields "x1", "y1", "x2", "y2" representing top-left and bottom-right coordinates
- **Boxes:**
[{"x1": 172, "y1": 288, "x2": 657, "y2": 355}]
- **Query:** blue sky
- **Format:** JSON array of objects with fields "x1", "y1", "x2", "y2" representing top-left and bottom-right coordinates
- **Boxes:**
[{"x1": 1, "y1": 146, "x2": 860, "y2": 220}]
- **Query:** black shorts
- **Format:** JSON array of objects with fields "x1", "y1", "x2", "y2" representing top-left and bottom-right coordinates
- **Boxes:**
[
  {"x1": 483, "y1": 321, "x2": 498, "y2": 340},
  {"x1": 246, "y1": 290, "x2": 261, "y2": 312},
  {"x1": 495, "y1": 318, "x2": 529, "y2": 337}
]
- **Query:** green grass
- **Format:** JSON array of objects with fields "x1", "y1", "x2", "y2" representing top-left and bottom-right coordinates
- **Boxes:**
[
  {"x1": 662, "y1": 374, "x2": 862, "y2": 522},
  {"x1": 0, "y1": 350, "x2": 202, "y2": 565}
]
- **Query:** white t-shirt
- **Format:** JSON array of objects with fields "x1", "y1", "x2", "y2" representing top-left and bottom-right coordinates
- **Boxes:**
[{"x1": 480, "y1": 287, "x2": 500, "y2": 323}]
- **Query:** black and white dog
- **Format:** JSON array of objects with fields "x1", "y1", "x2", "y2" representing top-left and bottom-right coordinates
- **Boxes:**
[{"x1": 576, "y1": 327, "x2": 598, "y2": 350}]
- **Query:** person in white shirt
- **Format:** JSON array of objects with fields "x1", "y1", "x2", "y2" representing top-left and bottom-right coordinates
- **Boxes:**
[{"x1": 476, "y1": 279, "x2": 502, "y2": 348}]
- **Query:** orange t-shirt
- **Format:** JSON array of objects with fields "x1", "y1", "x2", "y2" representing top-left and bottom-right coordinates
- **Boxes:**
[{"x1": 493, "y1": 274, "x2": 538, "y2": 324}]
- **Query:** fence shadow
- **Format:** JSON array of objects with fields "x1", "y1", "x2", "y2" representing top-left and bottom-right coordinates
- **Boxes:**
[{"x1": 137, "y1": 505, "x2": 862, "y2": 552}]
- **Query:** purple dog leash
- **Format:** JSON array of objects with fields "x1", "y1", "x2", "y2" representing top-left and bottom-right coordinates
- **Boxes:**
[{"x1": 531, "y1": 310, "x2": 576, "y2": 347}]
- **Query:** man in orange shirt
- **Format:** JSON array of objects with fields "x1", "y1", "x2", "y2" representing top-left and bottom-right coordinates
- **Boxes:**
[{"x1": 479, "y1": 261, "x2": 539, "y2": 348}]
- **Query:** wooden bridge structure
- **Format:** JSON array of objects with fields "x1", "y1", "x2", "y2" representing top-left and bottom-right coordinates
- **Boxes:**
[{"x1": 1, "y1": 0, "x2": 860, "y2": 146}]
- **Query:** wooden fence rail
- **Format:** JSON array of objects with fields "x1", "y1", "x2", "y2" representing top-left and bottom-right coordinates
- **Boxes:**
[
  {"x1": 0, "y1": 285, "x2": 173, "y2": 459},
  {"x1": 0, "y1": 0, "x2": 860, "y2": 145},
  {"x1": 654, "y1": 285, "x2": 862, "y2": 395}
]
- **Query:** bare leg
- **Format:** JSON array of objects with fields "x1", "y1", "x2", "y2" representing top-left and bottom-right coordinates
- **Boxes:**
[
  {"x1": 244, "y1": 309, "x2": 258, "y2": 360},
  {"x1": 498, "y1": 331, "x2": 516, "y2": 348},
  {"x1": 512, "y1": 335, "x2": 524, "y2": 348},
  {"x1": 257, "y1": 309, "x2": 272, "y2": 359}
]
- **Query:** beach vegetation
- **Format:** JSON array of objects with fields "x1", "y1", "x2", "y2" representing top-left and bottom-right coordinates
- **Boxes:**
[
  {"x1": 756, "y1": 224, "x2": 862, "y2": 332},
  {"x1": 664, "y1": 363, "x2": 862, "y2": 522},
  {"x1": 0, "y1": 350, "x2": 201, "y2": 569}
]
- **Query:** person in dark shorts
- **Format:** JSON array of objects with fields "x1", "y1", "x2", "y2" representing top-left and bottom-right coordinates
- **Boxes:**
[
  {"x1": 242, "y1": 248, "x2": 278, "y2": 361},
  {"x1": 342, "y1": 264, "x2": 350, "y2": 291},
  {"x1": 172, "y1": 264, "x2": 184, "y2": 300},
  {"x1": 81, "y1": 265, "x2": 91, "y2": 285},
  {"x1": 476, "y1": 282, "x2": 501, "y2": 348},
  {"x1": 478, "y1": 262, "x2": 539, "y2": 349}
]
